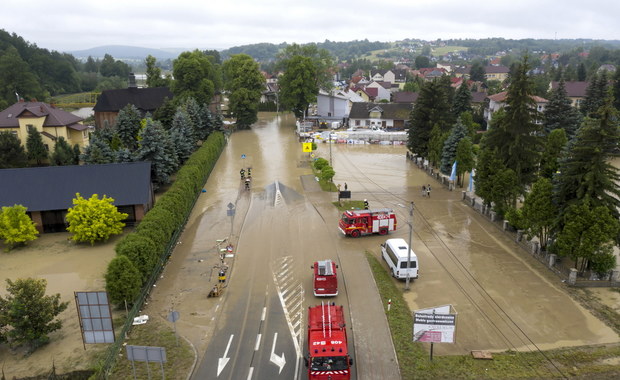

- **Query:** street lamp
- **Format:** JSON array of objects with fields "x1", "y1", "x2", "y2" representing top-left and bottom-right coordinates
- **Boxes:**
[{"x1": 405, "y1": 201, "x2": 414, "y2": 291}]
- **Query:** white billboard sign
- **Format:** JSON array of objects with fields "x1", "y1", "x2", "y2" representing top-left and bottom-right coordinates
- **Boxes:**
[{"x1": 413, "y1": 304, "x2": 457, "y2": 344}]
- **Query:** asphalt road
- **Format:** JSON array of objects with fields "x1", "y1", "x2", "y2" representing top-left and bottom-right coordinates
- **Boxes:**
[{"x1": 192, "y1": 114, "x2": 399, "y2": 379}]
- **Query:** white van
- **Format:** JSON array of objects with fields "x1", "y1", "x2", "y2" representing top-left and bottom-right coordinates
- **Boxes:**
[{"x1": 381, "y1": 238, "x2": 418, "y2": 280}]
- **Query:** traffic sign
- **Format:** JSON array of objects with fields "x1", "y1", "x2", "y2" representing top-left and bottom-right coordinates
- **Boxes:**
[{"x1": 167, "y1": 311, "x2": 180, "y2": 323}]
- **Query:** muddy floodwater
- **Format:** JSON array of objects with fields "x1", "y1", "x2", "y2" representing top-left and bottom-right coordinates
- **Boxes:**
[{"x1": 2, "y1": 112, "x2": 619, "y2": 378}]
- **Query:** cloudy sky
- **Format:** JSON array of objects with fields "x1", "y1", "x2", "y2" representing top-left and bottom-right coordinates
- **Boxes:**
[{"x1": 2, "y1": 0, "x2": 619, "y2": 52}]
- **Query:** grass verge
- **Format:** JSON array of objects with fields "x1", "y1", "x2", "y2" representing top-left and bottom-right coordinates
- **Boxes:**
[
  {"x1": 333, "y1": 200, "x2": 365, "y2": 211},
  {"x1": 364, "y1": 251, "x2": 620, "y2": 379},
  {"x1": 108, "y1": 316, "x2": 194, "y2": 379}
]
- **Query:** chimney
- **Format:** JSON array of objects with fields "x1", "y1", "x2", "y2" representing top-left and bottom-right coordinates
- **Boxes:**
[{"x1": 128, "y1": 73, "x2": 137, "y2": 89}]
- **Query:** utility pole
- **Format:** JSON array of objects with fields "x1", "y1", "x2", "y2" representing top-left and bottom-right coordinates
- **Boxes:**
[
  {"x1": 405, "y1": 201, "x2": 414, "y2": 291},
  {"x1": 329, "y1": 131, "x2": 333, "y2": 166}
]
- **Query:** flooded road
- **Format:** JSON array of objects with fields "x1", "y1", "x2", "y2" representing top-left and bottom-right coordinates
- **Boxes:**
[
  {"x1": 149, "y1": 111, "x2": 618, "y2": 378},
  {"x1": 2, "y1": 112, "x2": 618, "y2": 379}
]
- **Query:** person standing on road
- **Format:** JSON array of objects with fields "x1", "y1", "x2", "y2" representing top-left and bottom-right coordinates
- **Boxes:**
[
  {"x1": 422, "y1": 185, "x2": 426, "y2": 197},
  {"x1": 344, "y1": 182, "x2": 348, "y2": 191},
  {"x1": 427, "y1": 184, "x2": 431, "y2": 197}
]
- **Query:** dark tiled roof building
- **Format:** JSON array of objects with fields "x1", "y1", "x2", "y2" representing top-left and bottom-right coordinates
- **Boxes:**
[{"x1": 0, "y1": 162, "x2": 153, "y2": 233}]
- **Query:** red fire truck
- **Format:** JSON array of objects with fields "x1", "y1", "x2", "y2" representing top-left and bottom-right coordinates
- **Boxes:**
[
  {"x1": 338, "y1": 208, "x2": 397, "y2": 237},
  {"x1": 305, "y1": 303, "x2": 353, "y2": 379},
  {"x1": 312, "y1": 260, "x2": 338, "y2": 297}
]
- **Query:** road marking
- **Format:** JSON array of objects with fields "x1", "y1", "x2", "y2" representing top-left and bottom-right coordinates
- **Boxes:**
[
  {"x1": 255, "y1": 333, "x2": 261, "y2": 351},
  {"x1": 269, "y1": 332, "x2": 286, "y2": 374},
  {"x1": 247, "y1": 367, "x2": 254, "y2": 380},
  {"x1": 217, "y1": 334, "x2": 233, "y2": 376},
  {"x1": 261, "y1": 307, "x2": 266, "y2": 321}
]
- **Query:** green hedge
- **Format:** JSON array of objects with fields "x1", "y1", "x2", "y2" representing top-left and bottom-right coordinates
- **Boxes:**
[
  {"x1": 105, "y1": 132, "x2": 226, "y2": 303},
  {"x1": 115, "y1": 234, "x2": 159, "y2": 283}
]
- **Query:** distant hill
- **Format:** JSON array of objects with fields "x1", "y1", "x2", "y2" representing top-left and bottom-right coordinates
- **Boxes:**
[{"x1": 68, "y1": 45, "x2": 182, "y2": 60}]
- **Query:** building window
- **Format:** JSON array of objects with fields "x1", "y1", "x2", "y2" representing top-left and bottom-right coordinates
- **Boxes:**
[
  {"x1": 355, "y1": 120, "x2": 360, "y2": 126},
  {"x1": 365, "y1": 120, "x2": 370, "y2": 126}
]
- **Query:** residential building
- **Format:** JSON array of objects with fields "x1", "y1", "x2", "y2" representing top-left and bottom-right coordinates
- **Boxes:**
[
  {"x1": 316, "y1": 90, "x2": 349, "y2": 119},
  {"x1": 0, "y1": 100, "x2": 91, "y2": 150},
  {"x1": 365, "y1": 82, "x2": 392, "y2": 102},
  {"x1": 549, "y1": 81, "x2": 588, "y2": 108},
  {"x1": 348, "y1": 102, "x2": 412, "y2": 130},
  {"x1": 392, "y1": 91, "x2": 419, "y2": 104},
  {"x1": 484, "y1": 66, "x2": 510, "y2": 82},
  {"x1": 0, "y1": 162, "x2": 154, "y2": 233},
  {"x1": 484, "y1": 91, "x2": 548, "y2": 126},
  {"x1": 93, "y1": 74, "x2": 173, "y2": 128}
]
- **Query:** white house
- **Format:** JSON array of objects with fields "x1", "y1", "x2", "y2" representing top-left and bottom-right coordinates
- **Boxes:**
[
  {"x1": 365, "y1": 82, "x2": 391, "y2": 102},
  {"x1": 316, "y1": 90, "x2": 349, "y2": 119},
  {"x1": 484, "y1": 91, "x2": 548, "y2": 126}
]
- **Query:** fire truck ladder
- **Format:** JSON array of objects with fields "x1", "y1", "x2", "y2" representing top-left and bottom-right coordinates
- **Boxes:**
[{"x1": 321, "y1": 301, "x2": 332, "y2": 338}]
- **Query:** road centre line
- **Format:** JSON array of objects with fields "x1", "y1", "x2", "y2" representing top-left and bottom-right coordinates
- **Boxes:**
[
  {"x1": 247, "y1": 367, "x2": 254, "y2": 380},
  {"x1": 261, "y1": 307, "x2": 266, "y2": 321},
  {"x1": 255, "y1": 334, "x2": 262, "y2": 351}
]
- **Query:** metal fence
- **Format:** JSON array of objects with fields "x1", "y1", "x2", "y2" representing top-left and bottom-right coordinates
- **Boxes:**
[{"x1": 459, "y1": 191, "x2": 620, "y2": 288}]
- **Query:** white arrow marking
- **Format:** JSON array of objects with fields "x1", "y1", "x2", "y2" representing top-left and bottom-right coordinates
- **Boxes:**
[
  {"x1": 217, "y1": 334, "x2": 234, "y2": 376},
  {"x1": 269, "y1": 332, "x2": 286, "y2": 374}
]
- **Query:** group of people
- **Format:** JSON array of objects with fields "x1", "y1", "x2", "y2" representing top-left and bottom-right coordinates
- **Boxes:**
[
  {"x1": 240, "y1": 167, "x2": 252, "y2": 190},
  {"x1": 421, "y1": 184, "x2": 432, "y2": 197}
]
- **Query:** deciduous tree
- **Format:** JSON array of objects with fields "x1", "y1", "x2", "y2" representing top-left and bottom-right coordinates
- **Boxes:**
[
  {"x1": 0, "y1": 278, "x2": 68, "y2": 351},
  {"x1": 278, "y1": 55, "x2": 318, "y2": 118},
  {"x1": 521, "y1": 178, "x2": 555, "y2": 250},
  {"x1": 553, "y1": 197, "x2": 619, "y2": 274},
  {"x1": 172, "y1": 50, "x2": 217, "y2": 105},
  {"x1": 539, "y1": 129, "x2": 568, "y2": 179},
  {"x1": 0, "y1": 205, "x2": 38, "y2": 250},
  {"x1": 65, "y1": 193, "x2": 128, "y2": 245},
  {"x1": 223, "y1": 54, "x2": 264, "y2": 128},
  {"x1": 145, "y1": 55, "x2": 168, "y2": 88},
  {"x1": 455, "y1": 137, "x2": 475, "y2": 187}
]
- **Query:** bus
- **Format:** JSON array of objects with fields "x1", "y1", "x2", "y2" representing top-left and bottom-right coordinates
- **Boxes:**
[{"x1": 381, "y1": 238, "x2": 418, "y2": 280}]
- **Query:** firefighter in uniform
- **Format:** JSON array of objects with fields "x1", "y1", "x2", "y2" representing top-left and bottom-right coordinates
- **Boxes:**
[
  {"x1": 219, "y1": 268, "x2": 226, "y2": 283},
  {"x1": 363, "y1": 199, "x2": 369, "y2": 209},
  {"x1": 240, "y1": 168, "x2": 245, "y2": 180}
]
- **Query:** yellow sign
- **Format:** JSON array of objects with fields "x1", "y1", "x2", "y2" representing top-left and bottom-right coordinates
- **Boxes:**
[{"x1": 302, "y1": 142, "x2": 313, "y2": 152}]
